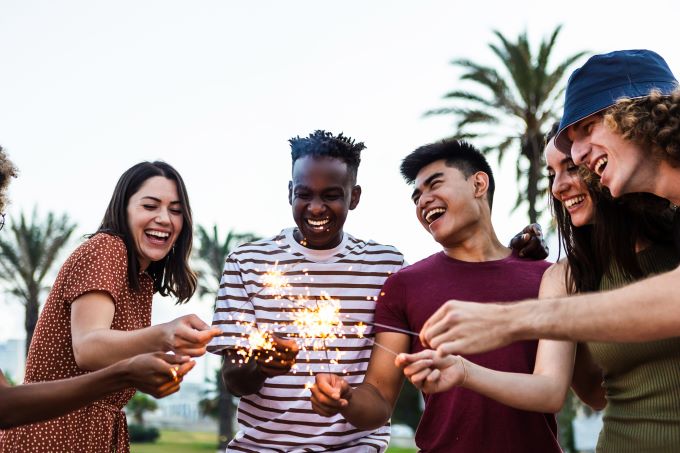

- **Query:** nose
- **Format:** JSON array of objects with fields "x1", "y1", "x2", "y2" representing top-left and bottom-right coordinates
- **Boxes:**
[
  {"x1": 155, "y1": 208, "x2": 171, "y2": 225},
  {"x1": 307, "y1": 197, "x2": 326, "y2": 216},
  {"x1": 571, "y1": 138, "x2": 589, "y2": 166},
  {"x1": 551, "y1": 171, "x2": 571, "y2": 199}
]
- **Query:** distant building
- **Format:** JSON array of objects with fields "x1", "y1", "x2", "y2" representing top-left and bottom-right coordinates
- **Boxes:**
[
  {"x1": 142, "y1": 381, "x2": 217, "y2": 431},
  {"x1": 0, "y1": 339, "x2": 25, "y2": 382}
]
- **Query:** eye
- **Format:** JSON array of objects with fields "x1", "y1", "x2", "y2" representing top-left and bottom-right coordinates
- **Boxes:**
[
  {"x1": 412, "y1": 196, "x2": 420, "y2": 205},
  {"x1": 295, "y1": 191, "x2": 312, "y2": 200},
  {"x1": 143, "y1": 204, "x2": 158, "y2": 211},
  {"x1": 323, "y1": 193, "x2": 342, "y2": 202},
  {"x1": 431, "y1": 180, "x2": 442, "y2": 189},
  {"x1": 170, "y1": 208, "x2": 183, "y2": 215}
]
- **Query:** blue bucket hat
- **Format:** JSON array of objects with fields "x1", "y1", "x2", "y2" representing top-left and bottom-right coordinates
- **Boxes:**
[{"x1": 555, "y1": 49, "x2": 678, "y2": 154}]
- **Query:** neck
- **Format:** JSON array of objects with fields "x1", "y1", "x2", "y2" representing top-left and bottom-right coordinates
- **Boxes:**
[
  {"x1": 652, "y1": 162, "x2": 680, "y2": 206},
  {"x1": 441, "y1": 220, "x2": 510, "y2": 262}
]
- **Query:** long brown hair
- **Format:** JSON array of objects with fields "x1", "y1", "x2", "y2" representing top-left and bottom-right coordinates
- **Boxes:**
[{"x1": 94, "y1": 161, "x2": 197, "y2": 303}]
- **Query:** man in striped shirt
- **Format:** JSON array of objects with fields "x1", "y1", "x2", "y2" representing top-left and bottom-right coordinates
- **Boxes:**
[{"x1": 208, "y1": 130, "x2": 405, "y2": 452}]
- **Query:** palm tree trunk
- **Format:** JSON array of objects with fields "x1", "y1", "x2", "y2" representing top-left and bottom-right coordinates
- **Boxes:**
[
  {"x1": 24, "y1": 292, "x2": 40, "y2": 358},
  {"x1": 525, "y1": 133, "x2": 544, "y2": 224},
  {"x1": 218, "y1": 356, "x2": 235, "y2": 449}
]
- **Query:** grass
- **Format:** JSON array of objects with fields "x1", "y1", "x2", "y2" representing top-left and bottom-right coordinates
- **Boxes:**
[{"x1": 131, "y1": 430, "x2": 416, "y2": 453}]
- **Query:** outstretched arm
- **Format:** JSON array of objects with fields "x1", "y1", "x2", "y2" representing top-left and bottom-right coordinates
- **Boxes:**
[
  {"x1": 421, "y1": 264, "x2": 680, "y2": 355},
  {"x1": 0, "y1": 352, "x2": 194, "y2": 429},
  {"x1": 311, "y1": 332, "x2": 410, "y2": 430},
  {"x1": 399, "y1": 262, "x2": 575, "y2": 413},
  {"x1": 71, "y1": 291, "x2": 220, "y2": 370}
]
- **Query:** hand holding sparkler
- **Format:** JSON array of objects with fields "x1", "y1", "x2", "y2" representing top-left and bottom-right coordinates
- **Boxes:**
[
  {"x1": 310, "y1": 373, "x2": 352, "y2": 417},
  {"x1": 123, "y1": 352, "x2": 196, "y2": 398},
  {"x1": 396, "y1": 350, "x2": 467, "y2": 394},
  {"x1": 161, "y1": 314, "x2": 223, "y2": 357},
  {"x1": 254, "y1": 333, "x2": 299, "y2": 378}
]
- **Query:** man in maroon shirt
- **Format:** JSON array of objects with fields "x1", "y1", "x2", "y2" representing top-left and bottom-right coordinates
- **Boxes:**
[{"x1": 310, "y1": 139, "x2": 561, "y2": 452}]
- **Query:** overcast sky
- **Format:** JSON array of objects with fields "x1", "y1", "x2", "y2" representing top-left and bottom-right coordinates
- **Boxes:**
[{"x1": 1, "y1": 0, "x2": 678, "y2": 379}]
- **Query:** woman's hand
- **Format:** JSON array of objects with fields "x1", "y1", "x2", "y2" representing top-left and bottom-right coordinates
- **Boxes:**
[
  {"x1": 161, "y1": 314, "x2": 223, "y2": 357},
  {"x1": 122, "y1": 352, "x2": 195, "y2": 398}
]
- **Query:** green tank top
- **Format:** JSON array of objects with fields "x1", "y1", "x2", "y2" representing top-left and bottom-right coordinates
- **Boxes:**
[{"x1": 588, "y1": 243, "x2": 680, "y2": 453}]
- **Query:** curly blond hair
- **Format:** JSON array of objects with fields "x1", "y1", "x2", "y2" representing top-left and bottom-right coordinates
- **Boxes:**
[
  {"x1": 604, "y1": 87, "x2": 680, "y2": 165},
  {"x1": 0, "y1": 146, "x2": 18, "y2": 212}
]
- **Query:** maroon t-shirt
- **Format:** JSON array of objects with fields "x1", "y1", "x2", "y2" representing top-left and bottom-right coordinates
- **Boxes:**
[{"x1": 374, "y1": 251, "x2": 561, "y2": 453}]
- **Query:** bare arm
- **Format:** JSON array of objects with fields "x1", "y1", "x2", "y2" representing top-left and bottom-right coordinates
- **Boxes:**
[
  {"x1": 71, "y1": 291, "x2": 220, "y2": 370},
  {"x1": 0, "y1": 353, "x2": 194, "y2": 429},
  {"x1": 311, "y1": 332, "x2": 410, "y2": 430},
  {"x1": 421, "y1": 265, "x2": 680, "y2": 355},
  {"x1": 571, "y1": 343, "x2": 606, "y2": 411},
  {"x1": 400, "y1": 262, "x2": 575, "y2": 413}
]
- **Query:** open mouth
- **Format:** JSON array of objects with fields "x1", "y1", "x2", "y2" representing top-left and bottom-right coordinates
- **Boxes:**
[
  {"x1": 594, "y1": 156, "x2": 608, "y2": 176},
  {"x1": 306, "y1": 218, "x2": 330, "y2": 231},
  {"x1": 564, "y1": 195, "x2": 586, "y2": 209},
  {"x1": 424, "y1": 207, "x2": 446, "y2": 225},
  {"x1": 145, "y1": 229, "x2": 171, "y2": 244}
]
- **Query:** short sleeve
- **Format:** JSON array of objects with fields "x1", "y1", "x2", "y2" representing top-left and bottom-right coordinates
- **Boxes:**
[
  {"x1": 374, "y1": 273, "x2": 409, "y2": 333},
  {"x1": 62, "y1": 234, "x2": 128, "y2": 306},
  {"x1": 208, "y1": 255, "x2": 255, "y2": 354}
]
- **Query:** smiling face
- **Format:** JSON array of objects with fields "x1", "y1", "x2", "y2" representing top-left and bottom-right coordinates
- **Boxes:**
[
  {"x1": 567, "y1": 114, "x2": 650, "y2": 197},
  {"x1": 411, "y1": 160, "x2": 486, "y2": 246},
  {"x1": 288, "y1": 155, "x2": 360, "y2": 250},
  {"x1": 126, "y1": 176, "x2": 183, "y2": 270},
  {"x1": 546, "y1": 141, "x2": 595, "y2": 227}
]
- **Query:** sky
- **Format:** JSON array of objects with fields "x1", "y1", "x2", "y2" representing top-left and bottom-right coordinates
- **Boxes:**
[{"x1": 1, "y1": 0, "x2": 679, "y2": 380}]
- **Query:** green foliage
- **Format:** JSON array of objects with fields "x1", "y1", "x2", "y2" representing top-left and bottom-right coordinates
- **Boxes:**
[
  {"x1": 392, "y1": 380, "x2": 423, "y2": 431},
  {"x1": 126, "y1": 392, "x2": 159, "y2": 427},
  {"x1": 427, "y1": 26, "x2": 587, "y2": 223},
  {"x1": 128, "y1": 424, "x2": 160, "y2": 443},
  {"x1": 0, "y1": 207, "x2": 77, "y2": 355}
]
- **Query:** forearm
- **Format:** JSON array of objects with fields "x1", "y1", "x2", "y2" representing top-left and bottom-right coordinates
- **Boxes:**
[
  {"x1": 0, "y1": 363, "x2": 131, "y2": 428},
  {"x1": 74, "y1": 325, "x2": 166, "y2": 370},
  {"x1": 462, "y1": 359, "x2": 568, "y2": 413},
  {"x1": 571, "y1": 344, "x2": 606, "y2": 410},
  {"x1": 341, "y1": 383, "x2": 394, "y2": 430},
  {"x1": 512, "y1": 266, "x2": 680, "y2": 343}
]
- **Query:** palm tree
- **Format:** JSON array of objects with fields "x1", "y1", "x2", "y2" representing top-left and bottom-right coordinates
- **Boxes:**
[
  {"x1": 194, "y1": 225, "x2": 260, "y2": 449},
  {"x1": 427, "y1": 26, "x2": 586, "y2": 223},
  {"x1": 0, "y1": 208, "x2": 77, "y2": 355}
]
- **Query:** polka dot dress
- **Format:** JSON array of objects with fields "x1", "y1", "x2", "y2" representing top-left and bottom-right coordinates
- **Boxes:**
[{"x1": 0, "y1": 233, "x2": 153, "y2": 453}]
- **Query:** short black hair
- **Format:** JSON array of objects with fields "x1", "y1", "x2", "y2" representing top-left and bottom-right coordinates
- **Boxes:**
[
  {"x1": 400, "y1": 139, "x2": 495, "y2": 210},
  {"x1": 289, "y1": 130, "x2": 365, "y2": 182}
]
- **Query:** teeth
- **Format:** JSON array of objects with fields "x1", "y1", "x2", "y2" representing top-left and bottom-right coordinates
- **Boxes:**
[
  {"x1": 564, "y1": 195, "x2": 585, "y2": 208},
  {"x1": 147, "y1": 230, "x2": 170, "y2": 238},
  {"x1": 425, "y1": 208, "x2": 445, "y2": 224},
  {"x1": 307, "y1": 218, "x2": 329, "y2": 227},
  {"x1": 594, "y1": 157, "x2": 608, "y2": 176}
]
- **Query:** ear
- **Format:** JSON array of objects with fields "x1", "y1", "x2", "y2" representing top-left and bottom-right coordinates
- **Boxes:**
[
  {"x1": 349, "y1": 185, "x2": 362, "y2": 210},
  {"x1": 472, "y1": 172, "x2": 489, "y2": 199},
  {"x1": 288, "y1": 181, "x2": 293, "y2": 206}
]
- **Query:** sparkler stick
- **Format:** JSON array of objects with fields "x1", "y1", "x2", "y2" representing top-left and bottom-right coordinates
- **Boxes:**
[{"x1": 341, "y1": 314, "x2": 421, "y2": 337}]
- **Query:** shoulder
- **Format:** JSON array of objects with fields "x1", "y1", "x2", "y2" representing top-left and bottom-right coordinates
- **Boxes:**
[
  {"x1": 345, "y1": 233, "x2": 405, "y2": 259},
  {"x1": 71, "y1": 232, "x2": 127, "y2": 262},
  {"x1": 228, "y1": 235, "x2": 286, "y2": 261},
  {"x1": 538, "y1": 259, "x2": 569, "y2": 298},
  {"x1": 387, "y1": 253, "x2": 438, "y2": 280}
]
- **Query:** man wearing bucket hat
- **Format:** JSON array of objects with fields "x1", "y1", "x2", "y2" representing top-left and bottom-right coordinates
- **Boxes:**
[{"x1": 418, "y1": 49, "x2": 680, "y2": 451}]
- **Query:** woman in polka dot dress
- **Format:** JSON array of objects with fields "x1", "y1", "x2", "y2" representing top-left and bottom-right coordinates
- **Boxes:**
[{"x1": 0, "y1": 161, "x2": 221, "y2": 453}]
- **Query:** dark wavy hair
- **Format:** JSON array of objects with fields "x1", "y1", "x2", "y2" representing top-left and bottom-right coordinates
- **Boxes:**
[
  {"x1": 289, "y1": 130, "x2": 365, "y2": 183},
  {"x1": 546, "y1": 123, "x2": 675, "y2": 293},
  {"x1": 94, "y1": 161, "x2": 197, "y2": 303},
  {"x1": 400, "y1": 139, "x2": 495, "y2": 210}
]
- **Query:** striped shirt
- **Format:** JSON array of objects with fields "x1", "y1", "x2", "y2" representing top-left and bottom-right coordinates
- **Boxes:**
[{"x1": 208, "y1": 228, "x2": 405, "y2": 453}]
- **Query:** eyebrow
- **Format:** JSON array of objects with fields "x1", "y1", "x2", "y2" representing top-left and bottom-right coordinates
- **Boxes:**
[
  {"x1": 411, "y1": 172, "x2": 444, "y2": 199},
  {"x1": 141, "y1": 196, "x2": 181, "y2": 204}
]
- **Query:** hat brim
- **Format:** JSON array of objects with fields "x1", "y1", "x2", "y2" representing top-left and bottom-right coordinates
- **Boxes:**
[{"x1": 555, "y1": 80, "x2": 678, "y2": 155}]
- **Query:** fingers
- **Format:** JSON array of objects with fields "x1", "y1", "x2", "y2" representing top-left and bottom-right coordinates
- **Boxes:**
[
  {"x1": 310, "y1": 374, "x2": 349, "y2": 417},
  {"x1": 395, "y1": 350, "x2": 435, "y2": 369}
]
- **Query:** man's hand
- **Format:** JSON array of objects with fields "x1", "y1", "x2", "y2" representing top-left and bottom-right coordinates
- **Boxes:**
[
  {"x1": 420, "y1": 300, "x2": 517, "y2": 355},
  {"x1": 395, "y1": 350, "x2": 465, "y2": 394},
  {"x1": 162, "y1": 315, "x2": 223, "y2": 357},
  {"x1": 255, "y1": 334, "x2": 299, "y2": 378},
  {"x1": 310, "y1": 373, "x2": 352, "y2": 417},
  {"x1": 509, "y1": 223, "x2": 548, "y2": 259}
]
